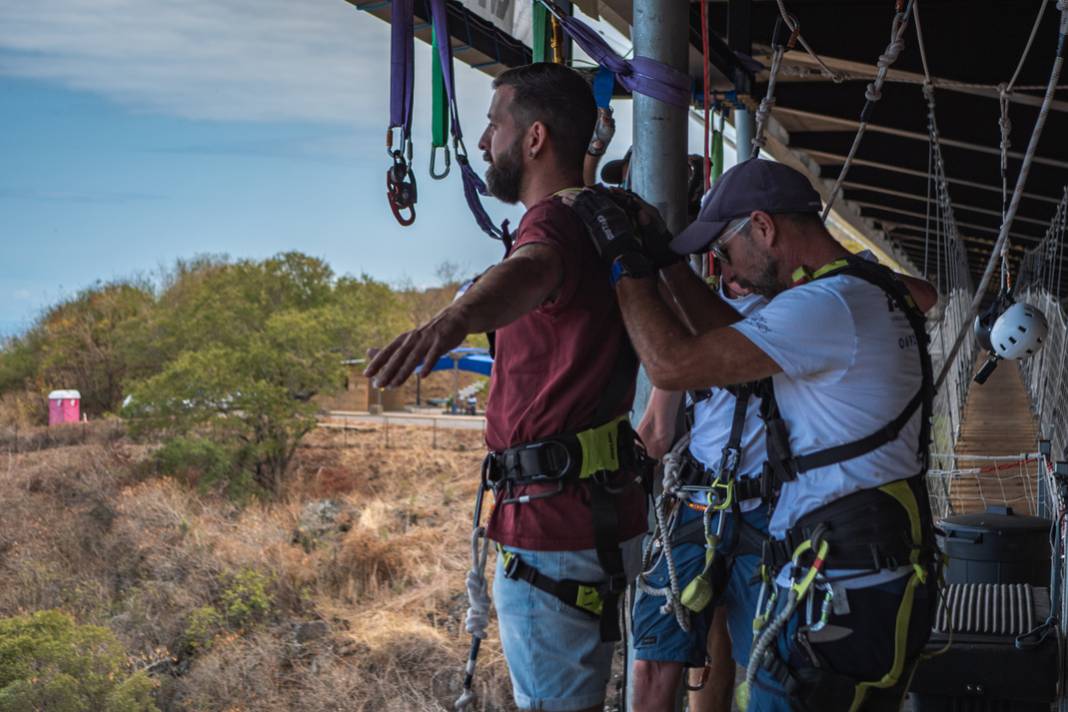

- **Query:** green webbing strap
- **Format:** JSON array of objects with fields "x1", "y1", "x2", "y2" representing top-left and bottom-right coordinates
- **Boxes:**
[
  {"x1": 532, "y1": 1, "x2": 549, "y2": 62},
  {"x1": 431, "y1": 28, "x2": 448, "y2": 148},
  {"x1": 711, "y1": 127, "x2": 724, "y2": 182}
]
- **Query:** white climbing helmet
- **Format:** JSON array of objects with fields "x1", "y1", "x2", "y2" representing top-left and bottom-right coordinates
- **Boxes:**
[{"x1": 990, "y1": 302, "x2": 1049, "y2": 359}]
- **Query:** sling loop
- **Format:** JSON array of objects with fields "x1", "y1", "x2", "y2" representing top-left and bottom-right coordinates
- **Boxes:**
[
  {"x1": 532, "y1": 1, "x2": 550, "y2": 63},
  {"x1": 388, "y1": 0, "x2": 509, "y2": 244},
  {"x1": 536, "y1": 0, "x2": 692, "y2": 108},
  {"x1": 387, "y1": 0, "x2": 417, "y2": 226},
  {"x1": 430, "y1": 26, "x2": 451, "y2": 180}
]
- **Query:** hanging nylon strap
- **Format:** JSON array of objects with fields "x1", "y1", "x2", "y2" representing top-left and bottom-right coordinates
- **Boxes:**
[
  {"x1": 426, "y1": 0, "x2": 511, "y2": 248},
  {"x1": 532, "y1": 1, "x2": 550, "y2": 63},
  {"x1": 430, "y1": 27, "x2": 451, "y2": 180},
  {"x1": 537, "y1": 0, "x2": 692, "y2": 108},
  {"x1": 386, "y1": 0, "x2": 418, "y2": 226}
]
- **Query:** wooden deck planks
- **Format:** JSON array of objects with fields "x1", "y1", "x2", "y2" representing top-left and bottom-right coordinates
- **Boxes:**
[{"x1": 948, "y1": 362, "x2": 1040, "y2": 515}]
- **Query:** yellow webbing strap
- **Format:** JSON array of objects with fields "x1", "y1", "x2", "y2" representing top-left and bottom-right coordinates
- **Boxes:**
[
  {"x1": 847, "y1": 569, "x2": 922, "y2": 711},
  {"x1": 877, "y1": 479, "x2": 928, "y2": 583},
  {"x1": 576, "y1": 415, "x2": 626, "y2": 478}
]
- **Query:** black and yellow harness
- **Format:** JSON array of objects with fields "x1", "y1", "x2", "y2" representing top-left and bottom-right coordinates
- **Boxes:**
[
  {"x1": 485, "y1": 343, "x2": 651, "y2": 642},
  {"x1": 740, "y1": 257, "x2": 940, "y2": 711}
]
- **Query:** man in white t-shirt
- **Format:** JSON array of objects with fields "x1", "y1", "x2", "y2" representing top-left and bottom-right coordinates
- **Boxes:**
[
  {"x1": 574, "y1": 158, "x2": 938, "y2": 711},
  {"x1": 630, "y1": 265, "x2": 769, "y2": 712}
]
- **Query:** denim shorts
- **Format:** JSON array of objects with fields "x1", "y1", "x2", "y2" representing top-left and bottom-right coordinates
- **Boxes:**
[
  {"x1": 493, "y1": 535, "x2": 644, "y2": 711},
  {"x1": 632, "y1": 503, "x2": 769, "y2": 667}
]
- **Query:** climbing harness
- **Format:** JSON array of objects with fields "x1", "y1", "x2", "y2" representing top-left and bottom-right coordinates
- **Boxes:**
[
  {"x1": 455, "y1": 461, "x2": 492, "y2": 711},
  {"x1": 740, "y1": 258, "x2": 940, "y2": 710},
  {"x1": 386, "y1": 0, "x2": 510, "y2": 245},
  {"x1": 488, "y1": 413, "x2": 650, "y2": 642},
  {"x1": 536, "y1": 0, "x2": 692, "y2": 109}
]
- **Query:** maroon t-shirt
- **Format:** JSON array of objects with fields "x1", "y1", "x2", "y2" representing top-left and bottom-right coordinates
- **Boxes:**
[{"x1": 484, "y1": 193, "x2": 647, "y2": 551}]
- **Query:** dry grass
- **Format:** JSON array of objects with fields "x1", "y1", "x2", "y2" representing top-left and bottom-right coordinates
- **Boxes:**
[{"x1": 0, "y1": 423, "x2": 521, "y2": 711}]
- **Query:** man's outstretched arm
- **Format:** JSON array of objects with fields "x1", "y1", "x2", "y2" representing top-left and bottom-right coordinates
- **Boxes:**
[{"x1": 364, "y1": 243, "x2": 563, "y2": 388}]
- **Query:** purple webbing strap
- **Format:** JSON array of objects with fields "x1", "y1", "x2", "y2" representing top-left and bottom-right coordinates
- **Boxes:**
[
  {"x1": 389, "y1": 0, "x2": 416, "y2": 135},
  {"x1": 461, "y1": 161, "x2": 511, "y2": 246},
  {"x1": 428, "y1": 0, "x2": 510, "y2": 246},
  {"x1": 556, "y1": 9, "x2": 691, "y2": 108}
]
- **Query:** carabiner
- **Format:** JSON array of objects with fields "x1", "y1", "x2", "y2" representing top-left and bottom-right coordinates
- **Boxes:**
[
  {"x1": 429, "y1": 144, "x2": 451, "y2": 180},
  {"x1": 386, "y1": 150, "x2": 417, "y2": 227}
]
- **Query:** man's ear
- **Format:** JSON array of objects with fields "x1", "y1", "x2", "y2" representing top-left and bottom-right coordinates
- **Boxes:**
[
  {"x1": 749, "y1": 210, "x2": 777, "y2": 248},
  {"x1": 527, "y1": 120, "x2": 547, "y2": 159}
]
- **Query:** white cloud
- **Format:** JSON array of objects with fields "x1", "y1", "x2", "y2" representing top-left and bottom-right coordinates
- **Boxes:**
[{"x1": 0, "y1": 0, "x2": 392, "y2": 124}]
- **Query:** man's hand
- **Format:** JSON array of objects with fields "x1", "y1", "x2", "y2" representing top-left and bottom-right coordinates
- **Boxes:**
[
  {"x1": 609, "y1": 190, "x2": 682, "y2": 270},
  {"x1": 587, "y1": 107, "x2": 615, "y2": 157},
  {"x1": 565, "y1": 187, "x2": 644, "y2": 264},
  {"x1": 363, "y1": 308, "x2": 468, "y2": 388}
]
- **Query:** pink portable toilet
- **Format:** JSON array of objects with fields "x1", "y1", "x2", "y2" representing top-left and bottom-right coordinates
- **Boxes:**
[{"x1": 48, "y1": 390, "x2": 81, "y2": 425}]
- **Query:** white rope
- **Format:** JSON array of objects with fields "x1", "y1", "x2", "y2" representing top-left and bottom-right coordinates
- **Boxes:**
[
  {"x1": 636, "y1": 436, "x2": 691, "y2": 633},
  {"x1": 821, "y1": 3, "x2": 913, "y2": 221},
  {"x1": 1008, "y1": 0, "x2": 1053, "y2": 93},
  {"x1": 774, "y1": 0, "x2": 844, "y2": 83},
  {"x1": 454, "y1": 525, "x2": 491, "y2": 711},
  {"x1": 752, "y1": 45, "x2": 785, "y2": 158},
  {"x1": 934, "y1": 0, "x2": 1068, "y2": 391}
]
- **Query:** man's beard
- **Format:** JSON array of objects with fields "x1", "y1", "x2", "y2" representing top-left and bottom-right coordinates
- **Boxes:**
[
  {"x1": 736, "y1": 253, "x2": 783, "y2": 298},
  {"x1": 485, "y1": 139, "x2": 524, "y2": 204}
]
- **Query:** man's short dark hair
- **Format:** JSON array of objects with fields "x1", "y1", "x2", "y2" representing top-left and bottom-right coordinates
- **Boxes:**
[{"x1": 492, "y1": 62, "x2": 596, "y2": 173}]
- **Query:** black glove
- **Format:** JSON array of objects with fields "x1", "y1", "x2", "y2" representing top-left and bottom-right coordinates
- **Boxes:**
[
  {"x1": 607, "y1": 189, "x2": 683, "y2": 270},
  {"x1": 569, "y1": 187, "x2": 644, "y2": 263}
]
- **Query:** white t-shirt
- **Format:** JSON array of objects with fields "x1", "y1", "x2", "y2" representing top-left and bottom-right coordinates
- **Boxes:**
[
  {"x1": 730, "y1": 273, "x2": 925, "y2": 539},
  {"x1": 685, "y1": 289, "x2": 768, "y2": 510}
]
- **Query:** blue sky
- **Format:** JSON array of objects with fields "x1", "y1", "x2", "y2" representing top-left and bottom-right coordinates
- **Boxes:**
[{"x1": 0, "y1": 0, "x2": 728, "y2": 339}]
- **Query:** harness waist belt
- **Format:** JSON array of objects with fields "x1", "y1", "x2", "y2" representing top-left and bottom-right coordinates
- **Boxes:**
[
  {"x1": 486, "y1": 415, "x2": 636, "y2": 487},
  {"x1": 764, "y1": 475, "x2": 932, "y2": 573}
]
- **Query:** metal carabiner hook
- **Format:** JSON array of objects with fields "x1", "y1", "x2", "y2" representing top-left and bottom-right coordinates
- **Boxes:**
[{"x1": 429, "y1": 144, "x2": 451, "y2": 180}]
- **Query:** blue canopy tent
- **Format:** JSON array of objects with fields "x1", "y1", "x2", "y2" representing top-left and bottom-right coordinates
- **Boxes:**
[
  {"x1": 426, "y1": 347, "x2": 493, "y2": 376},
  {"x1": 417, "y1": 347, "x2": 492, "y2": 411}
]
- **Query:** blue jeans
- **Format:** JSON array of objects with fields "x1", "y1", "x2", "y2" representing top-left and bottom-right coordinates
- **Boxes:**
[{"x1": 492, "y1": 535, "x2": 644, "y2": 711}]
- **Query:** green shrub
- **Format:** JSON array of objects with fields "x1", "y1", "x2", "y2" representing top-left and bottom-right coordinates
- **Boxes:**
[
  {"x1": 220, "y1": 569, "x2": 272, "y2": 630},
  {"x1": 153, "y1": 436, "x2": 261, "y2": 503},
  {"x1": 183, "y1": 606, "x2": 223, "y2": 654},
  {"x1": 0, "y1": 609, "x2": 158, "y2": 712}
]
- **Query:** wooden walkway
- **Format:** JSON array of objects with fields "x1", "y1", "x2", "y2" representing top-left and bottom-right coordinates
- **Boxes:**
[{"x1": 945, "y1": 362, "x2": 1041, "y2": 515}]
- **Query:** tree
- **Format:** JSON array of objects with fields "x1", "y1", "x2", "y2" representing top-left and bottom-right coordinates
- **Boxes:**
[{"x1": 0, "y1": 610, "x2": 158, "y2": 712}]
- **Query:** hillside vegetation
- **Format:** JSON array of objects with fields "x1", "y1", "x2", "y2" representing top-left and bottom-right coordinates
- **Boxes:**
[
  {"x1": 0, "y1": 423, "x2": 522, "y2": 711},
  {"x1": 0, "y1": 255, "x2": 524, "y2": 710}
]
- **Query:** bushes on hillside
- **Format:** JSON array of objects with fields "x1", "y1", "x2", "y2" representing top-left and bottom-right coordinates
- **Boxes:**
[{"x1": 0, "y1": 609, "x2": 158, "y2": 712}]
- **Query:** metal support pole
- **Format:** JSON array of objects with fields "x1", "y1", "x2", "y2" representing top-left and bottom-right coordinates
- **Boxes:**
[
  {"x1": 628, "y1": 7, "x2": 689, "y2": 710},
  {"x1": 631, "y1": 0, "x2": 689, "y2": 235},
  {"x1": 728, "y1": 0, "x2": 755, "y2": 161}
]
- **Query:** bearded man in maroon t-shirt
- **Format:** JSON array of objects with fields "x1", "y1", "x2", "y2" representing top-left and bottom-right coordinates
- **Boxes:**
[{"x1": 364, "y1": 63, "x2": 648, "y2": 712}]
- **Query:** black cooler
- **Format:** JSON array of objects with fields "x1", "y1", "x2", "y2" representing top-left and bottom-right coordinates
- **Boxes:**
[{"x1": 909, "y1": 506, "x2": 1059, "y2": 710}]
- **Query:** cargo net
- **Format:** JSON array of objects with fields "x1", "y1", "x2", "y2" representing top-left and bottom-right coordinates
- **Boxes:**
[{"x1": 928, "y1": 451, "x2": 1044, "y2": 519}]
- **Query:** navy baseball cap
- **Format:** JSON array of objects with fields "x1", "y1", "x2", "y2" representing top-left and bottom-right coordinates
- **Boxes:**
[{"x1": 669, "y1": 158, "x2": 823, "y2": 255}]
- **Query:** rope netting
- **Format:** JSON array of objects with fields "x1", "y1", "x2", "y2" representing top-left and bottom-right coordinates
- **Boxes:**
[{"x1": 1017, "y1": 187, "x2": 1068, "y2": 486}]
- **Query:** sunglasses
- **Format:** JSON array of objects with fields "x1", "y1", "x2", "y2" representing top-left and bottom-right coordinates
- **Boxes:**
[{"x1": 709, "y1": 216, "x2": 751, "y2": 265}]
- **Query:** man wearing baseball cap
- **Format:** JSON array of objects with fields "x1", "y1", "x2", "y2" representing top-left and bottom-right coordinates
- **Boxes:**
[{"x1": 572, "y1": 158, "x2": 938, "y2": 711}]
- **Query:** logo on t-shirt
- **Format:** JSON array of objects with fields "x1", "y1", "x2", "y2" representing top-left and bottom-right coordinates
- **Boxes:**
[{"x1": 746, "y1": 314, "x2": 770, "y2": 334}]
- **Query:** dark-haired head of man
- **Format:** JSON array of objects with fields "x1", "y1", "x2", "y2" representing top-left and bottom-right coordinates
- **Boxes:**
[{"x1": 478, "y1": 63, "x2": 596, "y2": 206}]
